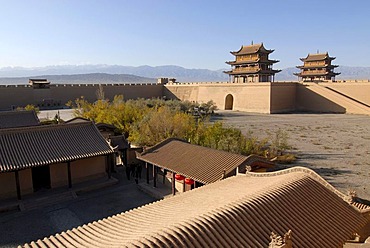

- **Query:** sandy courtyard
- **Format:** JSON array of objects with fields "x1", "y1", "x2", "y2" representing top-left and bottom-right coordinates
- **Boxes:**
[{"x1": 215, "y1": 111, "x2": 370, "y2": 200}]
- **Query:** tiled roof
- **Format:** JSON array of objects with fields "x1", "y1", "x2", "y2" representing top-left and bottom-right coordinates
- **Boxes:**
[
  {"x1": 231, "y1": 43, "x2": 273, "y2": 56},
  {"x1": 0, "y1": 110, "x2": 40, "y2": 129},
  {"x1": 301, "y1": 52, "x2": 335, "y2": 62},
  {"x1": 0, "y1": 122, "x2": 113, "y2": 173},
  {"x1": 110, "y1": 135, "x2": 130, "y2": 150},
  {"x1": 137, "y1": 138, "x2": 252, "y2": 184},
  {"x1": 64, "y1": 117, "x2": 90, "y2": 124},
  {"x1": 22, "y1": 167, "x2": 367, "y2": 248}
]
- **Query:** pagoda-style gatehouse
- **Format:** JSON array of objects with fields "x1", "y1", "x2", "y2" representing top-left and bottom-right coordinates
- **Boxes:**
[
  {"x1": 294, "y1": 52, "x2": 340, "y2": 82},
  {"x1": 224, "y1": 43, "x2": 281, "y2": 83}
]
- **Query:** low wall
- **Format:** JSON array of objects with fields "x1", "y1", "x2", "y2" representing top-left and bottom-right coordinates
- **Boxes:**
[
  {"x1": 0, "y1": 169, "x2": 33, "y2": 200},
  {"x1": 71, "y1": 156, "x2": 107, "y2": 183},
  {"x1": 50, "y1": 163, "x2": 68, "y2": 188}
]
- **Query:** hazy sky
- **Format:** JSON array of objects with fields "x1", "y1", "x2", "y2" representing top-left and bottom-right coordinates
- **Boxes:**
[{"x1": 1, "y1": 0, "x2": 370, "y2": 69}]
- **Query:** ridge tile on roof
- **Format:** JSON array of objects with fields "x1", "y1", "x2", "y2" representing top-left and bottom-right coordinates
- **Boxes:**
[{"x1": 22, "y1": 167, "x2": 367, "y2": 248}]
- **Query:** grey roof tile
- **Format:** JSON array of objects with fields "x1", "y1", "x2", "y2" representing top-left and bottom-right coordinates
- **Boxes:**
[{"x1": 0, "y1": 122, "x2": 113, "y2": 172}]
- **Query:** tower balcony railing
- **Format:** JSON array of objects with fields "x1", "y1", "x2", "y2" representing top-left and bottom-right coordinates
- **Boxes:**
[
  {"x1": 236, "y1": 57, "x2": 259, "y2": 63},
  {"x1": 233, "y1": 67, "x2": 260, "y2": 72},
  {"x1": 300, "y1": 70, "x2": 329, "y2": 75},
  {"x1": 302, "y1": 63, "x2": 329, "y2": 68}
]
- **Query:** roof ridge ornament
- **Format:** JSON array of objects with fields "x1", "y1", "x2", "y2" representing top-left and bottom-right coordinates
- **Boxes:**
[
  {"x1": 345, "y1": 190, "x2": 357, "y2": 203},
  {"x1": 269, "y1": 230, "x2": 292, "y2": 248}
]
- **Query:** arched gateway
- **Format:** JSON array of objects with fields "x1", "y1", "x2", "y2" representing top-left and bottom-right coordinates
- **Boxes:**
[{"x1": 225, "y1": 94, "x2": 234, "y2": 110}]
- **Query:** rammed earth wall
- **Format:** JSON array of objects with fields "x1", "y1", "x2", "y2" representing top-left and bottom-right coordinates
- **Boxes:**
[{"x1": 0, "y1": 81, "x2": 369, "y2": 115}]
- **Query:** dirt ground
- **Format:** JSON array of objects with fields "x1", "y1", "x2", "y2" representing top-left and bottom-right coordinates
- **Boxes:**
[{"x1": 214, "y1": 111, "x2": 370, "y2": 200}]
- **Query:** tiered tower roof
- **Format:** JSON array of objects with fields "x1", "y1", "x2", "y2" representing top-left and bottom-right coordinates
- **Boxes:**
[
  {"x1": 294, "y1": 52, "x2": 340, "y2": 81},
  {"x1": 224, "y1": 43, "x2": 281, "y2": 83}
]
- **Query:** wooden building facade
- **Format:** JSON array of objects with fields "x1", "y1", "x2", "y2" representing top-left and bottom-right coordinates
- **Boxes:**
[
  {"x1": 224, "y1": 43, "x2": 281, "y2": 83},
  {"x1": 0, "y1": 122, "x2": 114, "y2": 200},
  {"x1": 294, "y1": 52, "x2": 340, "y2": 81},
  {"x1": 136, "y1": 138, "x2": 274, "y2": 195}
]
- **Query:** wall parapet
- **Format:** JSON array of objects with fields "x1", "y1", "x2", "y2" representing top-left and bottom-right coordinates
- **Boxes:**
[{"x1": 0, "y1": 82, "x2": 159, "y2": 88}]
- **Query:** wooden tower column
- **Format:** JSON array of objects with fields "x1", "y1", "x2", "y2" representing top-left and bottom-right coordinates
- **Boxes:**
[
  {"x1": 172, "y1": 172, "x2": 176, "y2": 195},
  {"x1": 146, "y1": 162, "x2": 149, "y2": 184},
  {"x1": 153, "y1": 164, "x2": 157, "y2": 188},
  {"x1": 67, "y1": 161, "x2": 72, "y2": 188},
  {"x1": 15, "y1": 171, "x2": 21, "y2": 200}
]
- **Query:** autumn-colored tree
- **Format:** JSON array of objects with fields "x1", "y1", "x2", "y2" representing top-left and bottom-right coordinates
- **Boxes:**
[
  {"x1": 129, "y1": 106, "x2": 195, "y2": 146},
  {"x1": 66, "y1": 95, "x2": 291, "y2": 159},
  {"x1": 16, "y1": 104, "x2": 40, "y2": 114},
  {"x1": 67, "y1": 95, "x2": 150, "y2": 134}
]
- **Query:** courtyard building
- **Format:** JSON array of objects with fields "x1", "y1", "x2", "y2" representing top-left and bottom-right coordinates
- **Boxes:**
[
  {"x1": 294, "y1": 52, "x2": 340, "y2": 82},
  {"x1": 224, "y1": 42, "x2": 281, "y2": 83},
  {"x1": 136, "y1": 138, "x2": 274, "y2": 195},
  {"x1": 0, "y1": 121, "x2": 114, "y2": 201}
]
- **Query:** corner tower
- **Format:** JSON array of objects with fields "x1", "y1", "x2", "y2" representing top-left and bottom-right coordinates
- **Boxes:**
[
  {"x1": 224, "y1": 43, "x2": 281, "y2": 83},
  {"x1": 294, "y1": 52, "x2": 340, "y2": 82}
]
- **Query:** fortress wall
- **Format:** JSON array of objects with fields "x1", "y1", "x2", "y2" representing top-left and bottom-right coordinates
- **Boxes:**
[
  {"x1": 218, "y1": 83, "x2": 271, "y2": 113},
  {"x1": 319, "y1": 83, "x2": 370, "y2": 106},
  {"x1": 165, "y1": 83, "x2": 271, "y2": 113},
  {"x1": 1, "y1": 81, "x2": 369, "y2": 115},
  {"x1": 163, "y1": 84, "x2": 199, "y2": 102},
  {"x1": 0, "y1": 84, "x2": 163, "y2": 110},
  {"x1": 51, "y1": 84, "x2": 163, "y2": 104},
  {"x1": 270, "y1": 83, "x2": 297, "y2": 113},
  {"x1": 102, "y1": 84, "x2": 163, "y2": 100},
  {"x1": 297, "y1": 83, "x2": 370, "y2": 115},
  {"x1": 0, "y1": 86, "x2": 34, "y2": 110},
  {"x1": 296, "y1": 83, "x2": 346, "y2": 113}
]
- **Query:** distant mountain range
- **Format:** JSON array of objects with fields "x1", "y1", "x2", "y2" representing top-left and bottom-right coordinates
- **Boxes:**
[
  {"x1": 0, "y1": 64, "x2": 369, "y2": 84},
  {"x1": 275, "y1": 66, "x2": 370, "y2": 81},
  {"x1": 0, "y1": 73, "x2": 156, "y2": 85}
]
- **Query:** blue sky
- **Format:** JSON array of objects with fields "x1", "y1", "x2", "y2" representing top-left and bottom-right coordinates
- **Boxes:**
[{"x1": 1, "y1": 0, "x2": 370, "y2": 70}]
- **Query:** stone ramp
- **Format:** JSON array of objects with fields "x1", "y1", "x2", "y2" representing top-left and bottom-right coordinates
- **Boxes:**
[{"x1": 306, "y1": 83, "x2": 370, "y2": 115}]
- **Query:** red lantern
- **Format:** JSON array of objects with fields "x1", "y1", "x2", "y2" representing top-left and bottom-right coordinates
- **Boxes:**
[
  {"x1": 175, "y1": 174, "x2": 185, "y2": 180},
  {"x1": 185, "y1": 178, "x2": 194, "y2": 185}
]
